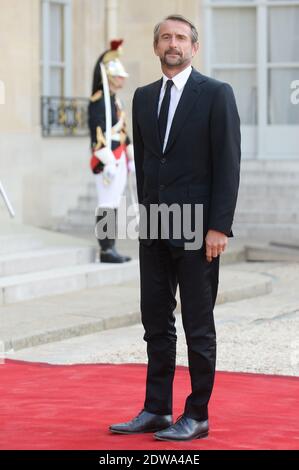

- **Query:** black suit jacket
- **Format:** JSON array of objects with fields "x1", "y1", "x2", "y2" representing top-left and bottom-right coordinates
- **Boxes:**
[{"x1": 132, "y1": 67, "x2": 241, "y2": 248}]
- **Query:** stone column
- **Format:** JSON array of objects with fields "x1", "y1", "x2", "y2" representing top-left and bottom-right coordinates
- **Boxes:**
[{"x1": 106, "y1": 0, "x2": 118, "y2": 41}]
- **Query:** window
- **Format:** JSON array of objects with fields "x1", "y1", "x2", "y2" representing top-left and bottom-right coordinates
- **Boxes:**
[
  {"x1": 210, "y1": 5, "x2": 257, "y2": 124},
  {"x1": 41, "y1": 0, "x2": 72, "y2": 97},
  {"x1": 205, "y1": 0, "x2": 299, "y2": 126},
  {"x1": 268, "y1": 5, "x2": 299, "y2": 124}
]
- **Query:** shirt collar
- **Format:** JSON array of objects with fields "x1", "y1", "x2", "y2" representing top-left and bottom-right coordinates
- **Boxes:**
[{"x1": 162, "y1": 65, "x2": 192, "y2": 91}]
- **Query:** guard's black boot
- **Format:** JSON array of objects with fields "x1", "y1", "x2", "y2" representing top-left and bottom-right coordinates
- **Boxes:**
[
  {"x1": 95, "y1": 209, "x2": 131, "y2": 263},
  {"x1": 100, "y1": 239, "x2": 132, "y2": 263},
  {"x1": 100, "y1": 245, "x2": 130, "y2": 263}
]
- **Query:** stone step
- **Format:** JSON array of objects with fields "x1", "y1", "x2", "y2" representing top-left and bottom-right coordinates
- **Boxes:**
[
  {"x1": 87, "y1": 183, "x2": 299, "y2": 202},
  {"x1": 237, "y1": 184, "x2": 299, "y2": 198},
  {"x1": 245, "y1": 243, "x2": 299, "y2": 262},
  {"x1": 219, "y1": 245, "x2": 246, "y2": 265},
  {"x1": 85, "y1": 181, "x2": 135, "y2": 197},
  {"x1": 1, "y1": 266, "x2": 272, "y2": 352},
  {"x1": 216, "y1": 268, "x2": 272, "y2": 305},
  {"x1": 241, "y1": 176, "x2": 299, "y2": 185},
  {"x1": 64, "y1": 211, "x2": 95, "y2": 228},
  {"x1": 64, "y1": 211, "x2": 134, "y2": 233},
  {"x1": 88, "y1": 181, "x2": 299, "y2": 197},
  {"x1": 86, "y1": 188, "x2": 98, "y2": 199},
  {"x1": 0, "y1": 260, "x2": 139, "y2": 305},
  {"x1": 236, "y1": 196, "x2": 299, "y2": 211},
  {"x1": 81, "y1": 190, "x2": 299, "y2": 212},
  {"x1": 76, "y1": 201, "x2": 98, "y2": 212},
  {"x1": 77, "y1": 195, "x2": 97, "y2": 211},
  {"x1": 0, "y1": 246, "x2": 95, "y2": 277},
  {"x1": 67, "y1": 212, "x2": 299, "y2": 229},
  {"x1": 0, "y1": 234, "x2": 44, "y2": 255},
  {"x1": 240, "y1": 170, "x2": 299, "y2": 184},
  {"x1": 58, "y1": 223, "x2": 93, "y2": 234},
  {"x1": 241, "y1": 160, "x2": 299, "y2": 172},
  {"x1": 233, "y1": 223, "x2": 299, "y2": 242},
  {"x1": 234, "y1": 211, "x2": 299, "y2": 224},
  {"x1": 270, "y1": 240, "x2": 299, "y2": 250},
  {"x1": 72, "y1": 203, "x2": 299, "y2": 224},
  {"x1": 68, "y1": 208, "x2": 96, "y2": 219}
]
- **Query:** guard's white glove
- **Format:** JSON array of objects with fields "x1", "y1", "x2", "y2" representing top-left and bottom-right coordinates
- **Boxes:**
[
  {"x1": 127, "y1": 159, "x2": 135, "y2": 174},
  {"x1": 94, "y1": 147, "x2": 115, "y2": 165},
  {"x1": 126, "y1": 143, "x2": 134, "y2": 161},
  {"x1": 103, "y1": 162, "x2": 117, "y2": 185}
]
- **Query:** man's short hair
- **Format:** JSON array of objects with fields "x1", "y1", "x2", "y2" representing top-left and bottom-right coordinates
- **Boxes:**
[{"x1": 153, "y1": 14, "x2": 199, "y2": 45}]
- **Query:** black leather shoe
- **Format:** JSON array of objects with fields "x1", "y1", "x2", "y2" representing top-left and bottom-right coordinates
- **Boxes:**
[
  {"x1": 100, "y1": 247, "x2": 131, "y2": 263},
  {"x1": 154, "y1": 415, "x2": 209, "y2": 441},
  {"x1": 109, "y1": 410, "x2": 173, "y2": 434}
]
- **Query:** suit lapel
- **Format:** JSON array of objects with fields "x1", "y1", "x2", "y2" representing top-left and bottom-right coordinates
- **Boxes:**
[{"x1": 164, "y1": 70, "x2": 207, "y2": 155}]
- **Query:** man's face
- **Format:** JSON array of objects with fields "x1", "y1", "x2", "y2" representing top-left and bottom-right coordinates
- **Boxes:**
[
  {"x1": 108, "y1": 76, "x2": 126, "y2": 90},
  {"x1": 154, "y1": 20, "x2": 199, "y2": 68}
]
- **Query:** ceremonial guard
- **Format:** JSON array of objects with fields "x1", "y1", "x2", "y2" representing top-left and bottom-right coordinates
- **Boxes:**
[{"x1": 88, "y1": 40, "x2": 134, "y2": 263}]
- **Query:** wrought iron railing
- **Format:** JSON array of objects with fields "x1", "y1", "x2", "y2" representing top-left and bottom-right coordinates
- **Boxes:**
[{"x1": 41, "y1": 96, "x2": 89, "y2": 137}]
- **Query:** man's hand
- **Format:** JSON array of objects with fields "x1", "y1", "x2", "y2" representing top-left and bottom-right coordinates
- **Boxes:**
[{"x1": 205, "y1": 229, "x2": 228, "y2": 262}]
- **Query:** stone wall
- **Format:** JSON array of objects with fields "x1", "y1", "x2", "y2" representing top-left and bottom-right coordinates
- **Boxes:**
[{"x1": 0, "y1": 0, "x2": 205, "y2": 228}]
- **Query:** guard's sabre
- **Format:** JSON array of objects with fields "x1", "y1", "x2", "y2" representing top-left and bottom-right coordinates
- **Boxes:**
[
  {"x1": 100, "y1": 62, "x2": 112, "y2": 187},
  {"x1": 0, "y1": 180, "x2": 15, "y2": 218}
]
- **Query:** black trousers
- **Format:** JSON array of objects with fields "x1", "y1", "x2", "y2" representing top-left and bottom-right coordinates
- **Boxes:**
[{"x1": 139, "y1": 238, "x2": 219, "y2": 421}]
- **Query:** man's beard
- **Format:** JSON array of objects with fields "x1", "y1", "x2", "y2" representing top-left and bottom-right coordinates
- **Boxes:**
[{"x1": 160, "y1": 50, "x2": 188, "y2": 67}]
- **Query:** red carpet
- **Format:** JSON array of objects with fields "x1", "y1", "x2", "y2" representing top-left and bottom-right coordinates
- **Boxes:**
[{"x1": 0, "y1": 360, "x2": 298, "y2": 450}]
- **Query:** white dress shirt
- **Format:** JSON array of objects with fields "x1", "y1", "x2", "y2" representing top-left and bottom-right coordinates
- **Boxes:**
[{"x1": 158, "y1": 65, "x2": 192, "y2": 152}]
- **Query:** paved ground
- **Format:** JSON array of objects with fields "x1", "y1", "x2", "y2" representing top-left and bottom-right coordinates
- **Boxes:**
[
  {"x1": 6, "y1": 260, "x2": 299, "y2": 377},
  {"x1": 0, "y1": 264, "x2": 271, "y2": 351}
]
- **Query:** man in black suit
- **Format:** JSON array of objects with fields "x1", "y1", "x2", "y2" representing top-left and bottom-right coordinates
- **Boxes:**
[{"x1": 110, "y1": 14, "x2": 241, "y2": 441}]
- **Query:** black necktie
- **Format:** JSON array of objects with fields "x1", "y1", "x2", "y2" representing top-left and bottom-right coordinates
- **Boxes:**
[{"x1": 158, "y1": 79, "x2": 174, "y2": 147}]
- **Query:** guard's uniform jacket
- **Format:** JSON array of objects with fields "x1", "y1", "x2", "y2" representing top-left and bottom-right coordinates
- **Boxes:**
[
  {"x1": 88, "y1": 90, "x2": 133, "y2": 209},
  {"x1": 88, "y1": 90, "x2": 131, "y2": 175}
]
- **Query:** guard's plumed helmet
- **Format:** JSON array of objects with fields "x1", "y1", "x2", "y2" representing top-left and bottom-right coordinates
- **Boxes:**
[
  {"x1": 103, "y1": 40, "x2": 129, "y2": 78},
  {"x1": 91, "y1": 40, "x2": 129, "y2": 95}
]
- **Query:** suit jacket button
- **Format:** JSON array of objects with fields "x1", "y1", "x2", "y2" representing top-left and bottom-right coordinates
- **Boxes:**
[
  {"x1": 160, "y1": 158, "x2": 166, "y2": 164},
  {"x1": 159, "y1": 184, "x2": 165, "y2": 191}
]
